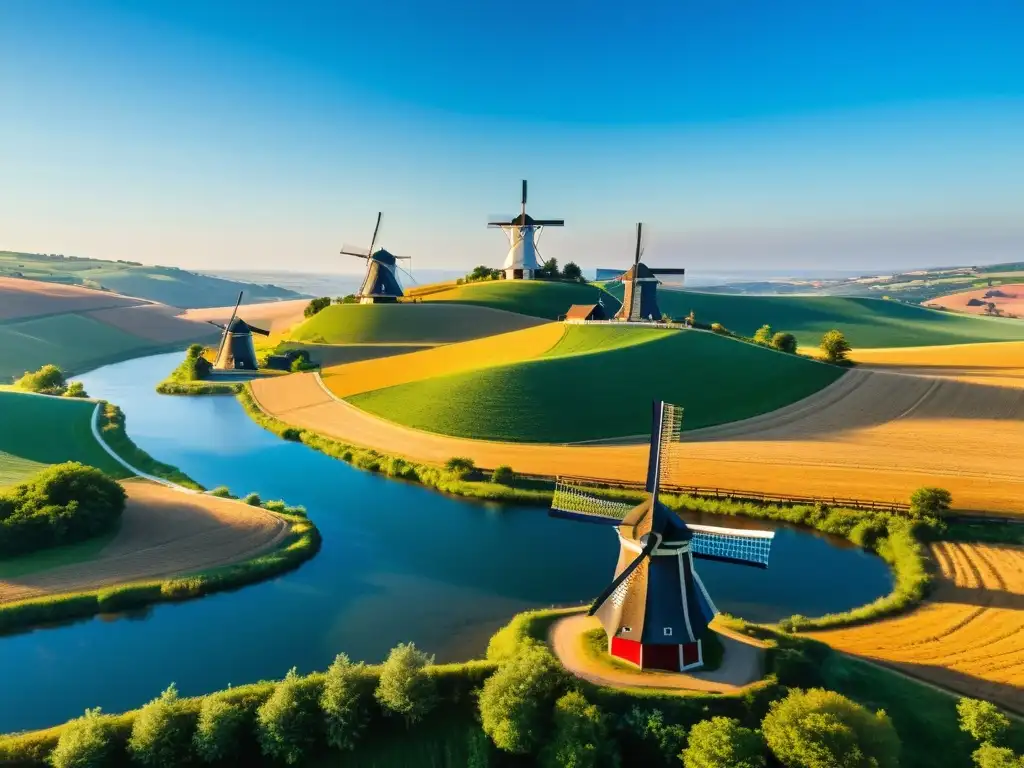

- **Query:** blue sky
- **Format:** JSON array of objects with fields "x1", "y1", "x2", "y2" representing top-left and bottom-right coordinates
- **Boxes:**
[{"x1": 2, "y1": 0, "x2": 1023, "y2": 275}]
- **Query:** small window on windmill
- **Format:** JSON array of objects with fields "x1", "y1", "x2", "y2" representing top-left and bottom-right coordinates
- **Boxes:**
[
  {"x1": 663, "y1": 627, "x2": 673, "y2": 637},
  {"x1": 619, "y1": 626, "x2": 632, "y2": 634}
]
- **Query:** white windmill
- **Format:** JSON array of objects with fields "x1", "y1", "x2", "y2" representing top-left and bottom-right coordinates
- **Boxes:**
[{"x1": 487, "y1": 180, "x2": 564, "y2": 280}]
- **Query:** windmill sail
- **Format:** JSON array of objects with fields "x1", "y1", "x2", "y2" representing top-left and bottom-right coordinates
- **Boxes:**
[
  {"x1": 689, "y1": 524, "x2": 774, "y2": 568},
  {"x1": 645, "y1": 401, "x2": 683, "y2": 496},
  {"x1": 214, "y1": 291, "x2": 243, "y2": 365},
  {"x1": 550, "y1": 481, "x2": 635, "y2": 524}
]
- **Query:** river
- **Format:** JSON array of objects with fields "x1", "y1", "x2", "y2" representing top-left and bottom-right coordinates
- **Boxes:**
[{"x1": 0, "y1": 352, "x2": 892, "y2": 732}]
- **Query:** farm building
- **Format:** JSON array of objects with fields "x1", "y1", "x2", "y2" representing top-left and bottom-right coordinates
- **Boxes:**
[{"x1": 564, "y1": 303, "x2": 608, "y2": 322}]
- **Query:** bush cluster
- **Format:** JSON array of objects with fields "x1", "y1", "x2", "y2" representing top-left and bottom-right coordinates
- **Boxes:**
[
  {"x1": 14, "y1": 363, "x2": 88, "y2": 397},
  {"x1": 0, "y1": 462, "x2": 125, "y2": 558},
  {"x1": 155, "y1": 345, "x2": 238, "y2": 395}
]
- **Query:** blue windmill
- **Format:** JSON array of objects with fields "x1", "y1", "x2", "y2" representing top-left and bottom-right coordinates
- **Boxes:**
[{"x1": 550, "y1": 401, "x2": 776, "y2": 671}]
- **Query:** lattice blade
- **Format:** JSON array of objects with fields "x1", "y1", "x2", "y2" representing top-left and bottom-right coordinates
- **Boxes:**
[
  {"x1": 689, "y1": 524, "x2": 774, "y2": 568},
  {"x1": 646, "y1": 401, "x2": 684, "y2": 495},
  {"x1": 549, "y1": 481, "x2": 635, "y2": 525}
]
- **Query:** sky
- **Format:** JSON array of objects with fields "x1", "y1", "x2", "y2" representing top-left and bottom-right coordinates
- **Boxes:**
[{"x1": 2, "y1": 0, "x2": 1023, "y2": 276}]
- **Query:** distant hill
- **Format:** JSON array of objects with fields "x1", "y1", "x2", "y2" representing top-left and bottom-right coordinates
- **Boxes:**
[
  {"x1": 348, "y1": 325, "x2": 843, "y2": 442},
  {"x1": 0, "y1": 251, "x2": 306, "y2": 308},
  {"x1": 411, "y1": 279, "x2": 621, "y2": 320},
  {"x1": 605, "y1": 285, "x2": 1024, "y2": 348}
]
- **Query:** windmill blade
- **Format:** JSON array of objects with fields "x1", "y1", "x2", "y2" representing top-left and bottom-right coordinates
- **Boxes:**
[
  {"x1": 634, "y1": 222, "x2": 644, "y2": 267},
  {"x1": 549, "y1": 480, "x2": 635, "y2": 524},
  {"x1": 205, "y1": 320, "x2": 227, "y2": 330},
  {"x1": 367, "y1": 211, "x2": 383, "y2": 257},
  {"x1": 395, "y1": 261, "x2": 417, "y2": 286},
  {"x1": 214, "y1": 291, "x2": 243, "y2": 365},
  {"x1": 689, "y1": 524, "x2": 774, "y2": 568},
  {"x1": 588, "y1": 534, "x2": 658, "y2": 615},
  {"x1": 340, "y1": 246, "x2": 371, "y2": 258},
  {"x1": 248, "y1": 325, "x2": 271, "y2": 336},
  {"x1": 521, "y1": 179, "x2": 527, "y2": 210},
  {"x1": 532, "y1": 218, "x2": 565, "y2": 226},
  {"x1": 644, "y1": 401, "x2": 684, "y2": 497}
]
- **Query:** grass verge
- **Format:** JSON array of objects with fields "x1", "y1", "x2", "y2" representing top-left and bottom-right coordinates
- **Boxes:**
[
  {"x1": 95, "y1": 401, "x2": 205, "y2": 490},
  {"x1": 0, "y1": 506, "x2": 319, "y2": 636}
]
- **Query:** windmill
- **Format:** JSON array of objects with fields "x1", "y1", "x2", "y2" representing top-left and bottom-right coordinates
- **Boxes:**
[
  {"x1": 488, "y1": 180, "x2": 564, "y2": 280},
  {"x1": 340, "y1": 212, "x2": 415, "y2": 304},
  {"x1": 613, "y1": 223, "x2": 686, "y2": 321},
  {"x1": 550, "y1": 401, "x2": 775, "y2": 671},
  {"x1": 206, "y1": 291, "x2": 270, "y2": 370}
]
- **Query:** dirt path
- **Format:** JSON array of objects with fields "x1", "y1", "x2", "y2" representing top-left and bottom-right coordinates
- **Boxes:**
[
  {"x1": 810, "y1": 541, "x2": 1024, "y2": 713},
  {"x1": 0, "y1": 479, "x2": 289, "y2": 603},
  {"x1": 549, "y1": 614, "x2": 766, "y2": 693},
  {"x1": 250, "y1": 368, "x2": 1024, "y2": 515}
]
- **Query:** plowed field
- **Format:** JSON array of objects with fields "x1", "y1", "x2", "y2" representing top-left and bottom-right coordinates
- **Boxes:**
[
  {"x1": 0, "y1": 480, "x2": 289, "y2": 603},
  {"x1": 926, "y1": 283, "x2": 1024, "y2": 318},
  {"x1": 321, "y1": 323, "x2": 567, "y2": 398},
  {"x1": 252, "y1": 364, "x2": 1024, "y2": 514},
  {"x1": 181, "y1": 299, "x2": 310, "y2": 334},
  {"x1": 86, "y1": 304, "x2": 217, "y2": 343},
  {"x1": 810, "y1": 541, "x2": 1024, "y2": 713},
  {"x1": 0, "y1": 277, "x2": 141, "y2": 321}
]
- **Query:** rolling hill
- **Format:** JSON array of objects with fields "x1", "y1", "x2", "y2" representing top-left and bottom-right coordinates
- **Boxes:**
[
  {"x1": 0, "y1": 251, "x2": 305, "y2": 308},
  {"x1": 412, "y1": 279, "x2": 621, "y2": 320},
  {"x1": 0, "y1": 392, "x2": 129, "y2": 485},
  {"x1": 605, "y1": 286, "x2": 1024, "y2": 348},
  {"x1": 288, "y1": 302, "x2": 545, "y2": 345},
  {"x1": 346, "y1": 325, "x2": 844, "y2": 442}
]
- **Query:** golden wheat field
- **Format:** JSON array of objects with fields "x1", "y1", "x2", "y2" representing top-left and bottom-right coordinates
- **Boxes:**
[
  {"x1": 320, "y1": 322, "x2": 567, "y2": 398},
  {"x1": 0, "y1": 480, "x2": 289, "y2": 604},
  {"x1": 810, "y1": 541, "x2": 1024, "y2": 713},
  {"x1": 253, "y1": 355, "x2": 1024, "y2": 514},
  {"x1": 851, "y1": 341, "x2": 1024, "y2": 389}
]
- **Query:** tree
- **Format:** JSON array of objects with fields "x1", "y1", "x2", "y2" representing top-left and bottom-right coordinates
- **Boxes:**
[
  {"x1": 49, "y1": 708, "x2": 115, "y2": 768},
  {"x1": 375, "y1": 642, "x2": 437, "y2": 725},
  {"x1": 972, "y1": 744, "x2": 1024, "y2": 768},
  {"x1": 540, "y1": 258, "x2": 559, "y2": 278},
  {"x1": 479, "y1": 645, "x2": 566, "y2": 754},
  {"x1": 621, "y1": 707, "x2": 687, "y2": 766},
  {"x1": 193, "y1": 692, "x2": 247, "y2": 764},
  {"x1": 562, "y1": 262, "x2": 583, "y2": 281},
  {"x1": 753, "y1": 325, "x2": 773, "y2": 346},
  {"x1": 129, "y1": 684, "x2": 193, "y2": 766},
  {"x1": 761, "y1": 688, "x2": 900, "y2": 768},
  {"x1": 539, "y1": 690, "x2": 617, "y2": 768},
  {"x1": 958, "y1": 698, "x2": 1011, "y2": 745},
  {"x1": 334, "y1": 294, "x2": 358, "y2": 304},
  {"x1": 444, "y1": 456, "x2": 476, "y2": 479},
  {"x1": 683, "y1": 717, "x2": 765, "y2": 768},
  {"x1": 819, "y1": 330, "x2": 851, "y2": 364},
  {"x1": 491, "y1": 465, "x2": 515, "y2": 485},
  {"x1": 256, "y1": 668, "x2": 321, "y2": 765},
  {"x1": 910, "y1": 487, "x2": 953, "y2": 519},
  {"x1": 771, "y1": 332, "x2": 798, "y2": 354},
  {"x1": 63, "y1": 381, "x2": 88, "y2": 398},
  {"x1": 469, "y1": 265, "x2": 501, "y2": 282},
  {"x1": 303, "y1": 296, "x2": 331, "y2": 318},
  {"x1": 321, "y1": 653, "x2": 371, "y2": 751},
  {"x1": 15, "y1": 364, "x2": 67, "y2": 395}
]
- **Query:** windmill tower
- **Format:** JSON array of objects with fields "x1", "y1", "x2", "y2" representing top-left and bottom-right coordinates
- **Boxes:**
[
  {"x1": 615, "y1": 223, "x2": 686, "y2": 321},
  {"x1": 488, "y1": 180, "x2": 564, "y2": 280},
  {"x1": 206, "y1": 291, "x2": 270, "y2": 370},
  {"x1": 550, "y1": 401, "x2": 775, "y2": 671},
  {"x1": 340, "y1": 212, "x2": 414, "y2": 304}
]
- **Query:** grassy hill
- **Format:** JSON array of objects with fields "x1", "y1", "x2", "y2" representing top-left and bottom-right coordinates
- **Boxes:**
[
  {"x1": 415, "y1": 279, "x2": 621, "y2": 320},
  {"x1": 0, "y1": 392, "x2": 129, "y2": 485},
  {"x1": 347, "y1": 325, "x2": 844, "y2": 442},
  {"x1": 288, "y1": 303, "x2": 545, "y2": 345},
  {"x1": 0, "y1": 251, "x2": 304, "y2": 308},
  {"x1": 606, "y1": 285, "x2": 1024, "y2": 348}
]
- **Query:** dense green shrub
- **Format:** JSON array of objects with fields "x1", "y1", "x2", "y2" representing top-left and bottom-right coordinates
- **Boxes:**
[
  {"x1": 910, "y1": 487, "x2": 953, "y2": 518},
  {"x1": 772, "y1": 648, "x2": 824, "y2": 689},
  {"x1": 620, "y1": 707, "x2": 687, "y2": 767},
  {"x1": 0, "y1": 462, "x2": 126, "y2": 557},
  {"x1": 710, "y1": 322, "x2": 729, "y2": 335},
  {"x1": 128, "y1": 684, "x2": 193, "y2": 766},
  {"x1": 48, "y1": 708, "x2": 115, "y2": 768},
  {"x1": 761, "y1": 688, "x2": 900, "y2": 768},
  {"x1": 304, "y1": 297, "x2": 331, "y2": 317},
  {"x1": 819, "y1": 329, "x2": 851, "y2": 364},
  {"x1": 208, "y1": 486, "x2": 233, "y2": 498},
  {"x1": 972, "y1": 744, "x2": 1024, "y2": 768},
  {"x1": 479, "y1": 645, "x2": 566, "y2": 754},
  {"x1": 155, "y1": 345, "x2": 237, "y2": 394},
  {"x1": 491, "y1": 465, "x2": 515, "y2": 485},
  {"x1": 682, "y1": 716, "x2": 765, "y2": 768},
  {"x1": 958, "y1": 698, "x2": 1011, "y2": 745},
  {"x1": 375, "y1": 643, "x2": 438, "y2": 725},
  {"x1": 753, "y1": 324, "x2": 773, "y2": 346},
  {"x1": 193, "y1": 692, "x2": 247, "y2": 763},
  {"x1": 64, "y1": 381, "x2": 89, "y2": 398},
  {"x1": 444, "y1": 456, "x2": 476, "y2": 479},
  {"x1": 243, "y1": 492, "x2": 262, "y2": 506},
  {"x1": 15, "y1": 363, "x2": 68, "y2": 395},
  {"x1": 256, "y1": 668, "x2": 321, "y2": 765},
  {"x1": 539, "y1": 690, "x2": 617, "y2": 768},
  {"x1": 321, "y1": 653, "x2": 371, "y2": 751},
  {"x1": 771, "y1": 332, "x2": 798, "y2": 354}
]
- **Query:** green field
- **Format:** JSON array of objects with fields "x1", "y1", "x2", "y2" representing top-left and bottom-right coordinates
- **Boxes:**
[
  {"x1": 1, "y1": 251, "x2": 303, "y2": 308},
  {"x1": 0, "y1": 392, "x2": 129, "y2": 483},
  {"x1": 606, "y1": 286, "x2": 1024, "y2": 348},
  {"x1": 349, "y1": 326, "x2": 844, "y2": 442},
  {"x1": 0, "y1": 314, "x2": 175, "y2": 381},
  {"x1": 288, "y1": 302, "x2": 545, "y2": 344},
  {"x1": 419, "y1": 279, "x2": 622, "y2": 319}
]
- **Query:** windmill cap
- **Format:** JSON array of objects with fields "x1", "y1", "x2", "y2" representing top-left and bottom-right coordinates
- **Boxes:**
[
  {"x1": 621, "y1": 262, "x2": 658, "y2": 280},
  {"x1": 227, "y1": 317, "x2": 252, "y2": 333}
]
